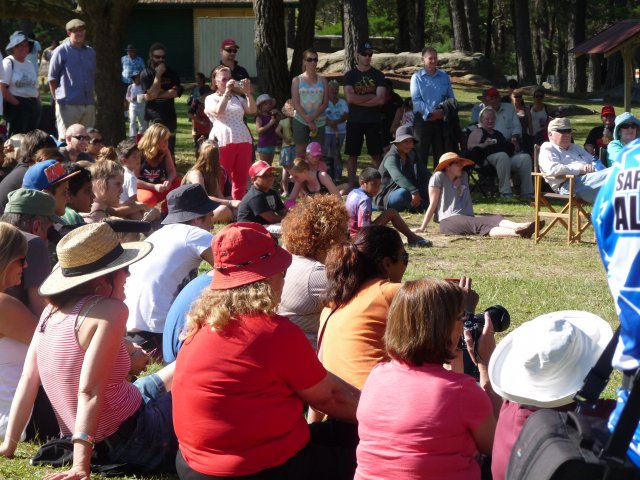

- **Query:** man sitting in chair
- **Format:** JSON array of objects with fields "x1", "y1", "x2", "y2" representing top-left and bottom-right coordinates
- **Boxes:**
[{"x1": 538, "y1": 117, "x2": 611, "y2": 204}]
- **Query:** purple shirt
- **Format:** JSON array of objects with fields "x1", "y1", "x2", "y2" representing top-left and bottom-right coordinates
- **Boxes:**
[
  {"x1": 257, "y1": 113, "x2": 279, "y2": 148},
  {"x1": 48, "y1": 39, "x2": 96, "y2": 105},
  {"x1": 345, "y1": 188, "x2": 372, "y2": 238}
]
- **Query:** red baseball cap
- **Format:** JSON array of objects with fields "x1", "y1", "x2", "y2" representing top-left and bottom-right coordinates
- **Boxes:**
[
  {"x1": 485, "y1": 87, "x2": 500, "y2": 98},
  {"x1": 221, "y1": 39, "x2": 239, "y2": 50},
  {"x1": 601, "y1": 105, "x2": 616, "y2": 116},
  {"x1": 210, "y1": 222, "x2": 292, "y2": 290},
  {"x1": 249, "y1": 161, "x2": 274, "y2": 178}
]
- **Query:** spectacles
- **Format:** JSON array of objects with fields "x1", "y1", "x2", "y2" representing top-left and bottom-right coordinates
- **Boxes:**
[
  {"x1": 360, "y1": 52, "x2": 373, "y2": 57},
  {"x1": 620, "y1": 123, "x2": 638, "y2": 129},
  {"x1": 391, "y1": 252, "x2": 409, "y2": 266},
  {"x1": 554, "y1": 129, "x2": 572, "y2": 134},
  {"x1": 72, "y1": 135, "x2": 90, "y2": 141},
  {"x1": 89, "y1": 138, "x2": 104, "y2": 144},
  {"x1": 306, "y1": 57, "x2": 318, "y2": 63},
  {"x1": 224, "y1": 48, "x2": 238, "y2": 54}
]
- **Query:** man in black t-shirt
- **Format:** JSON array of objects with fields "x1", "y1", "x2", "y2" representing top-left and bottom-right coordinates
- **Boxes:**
[
  {"x1": 584, "y1": 105, "x2": 616, "y2": 163},
  {"x1": 219, "y1": 38, "x2": 250, "y2": 82},
  {"x1": 140, "y1": 42, "x2": 184, "y2": 155},
  {"x1": 237, "y1": 161, "x2": 287, "y2": 225},
  {"x1": 343, "y1": 40, "x2": 386, "y2": 188}
]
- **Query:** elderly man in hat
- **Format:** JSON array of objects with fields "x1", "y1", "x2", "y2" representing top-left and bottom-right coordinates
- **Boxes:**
[
  {"x1": 121, "y1": 44, "x2": 145, "y2": 87},
  {"x1": 125, "y1": 183, "x2": 217, "y2": 358},
  {"x1": 538, "y1": 117, "x2": 611, "y2": 203},
  {"x1": 2, "y1": 31, "x2": 40, "y2": 136},
  {"x1": 48, "y1": 18, "x2": 96, "y2": 140},
  {"x1": 343, "y1": 40, "x2": 386, "y2": 187}
]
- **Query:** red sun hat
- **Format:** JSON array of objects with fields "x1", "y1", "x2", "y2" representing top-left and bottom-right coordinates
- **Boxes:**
[{"x1": 210, "y1": 222, "x2": 292, "y2": 290}]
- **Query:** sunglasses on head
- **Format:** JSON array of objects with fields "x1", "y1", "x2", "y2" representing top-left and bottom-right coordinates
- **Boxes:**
[
  {"x1": 620, "y1": 123, "x2": 638, "y2": 129},
  {"x1": 224, "y1": 48, "x2": 238, "y2": 54}
]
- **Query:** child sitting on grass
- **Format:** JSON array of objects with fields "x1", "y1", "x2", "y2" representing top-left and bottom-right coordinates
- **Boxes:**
[
  {"x1": 345, "y1": 167, "x2": 431, "y2": 247},
  {"x1": 237, "y1": 160, "x2": 288, "y2": 226},
  {"x1": 276, "y1": 99, "x2": 296, "y2": 195},
  {"x1": 286, "y1": 157, "x2": 341, "y2": 208},
  {"x1": 307, "y1": 141, "x2": 351, "y2": 195},
  {"x1": 115, "y1": 139, "x2": 158, "y2": 221}
]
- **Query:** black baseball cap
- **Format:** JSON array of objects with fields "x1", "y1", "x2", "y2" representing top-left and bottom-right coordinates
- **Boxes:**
[{"x1": 358, "y1": 40, "x2": 374, "y2": 53}]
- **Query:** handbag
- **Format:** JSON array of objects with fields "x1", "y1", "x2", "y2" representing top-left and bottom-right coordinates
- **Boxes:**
[{"x1": 506, "y1": 326, "x2": 640, "y2": 479}]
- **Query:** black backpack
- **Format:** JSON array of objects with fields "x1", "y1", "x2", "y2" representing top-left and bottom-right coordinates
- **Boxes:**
[{"x1": 506, "y1": 327, "x2": 640, "y2": 480}]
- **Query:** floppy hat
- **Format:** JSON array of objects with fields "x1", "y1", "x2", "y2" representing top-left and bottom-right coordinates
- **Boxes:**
[
  {"x1": 391, "y1": 125, "x2": 418, "y2": 144},
  {"x1": 5, "y1": 188, "x2": 63, "y2": 223},
  {"x1": 23, "y1": 160, "x2": 81, "y2": 191},
  {"x1": 306, "y1": 142, "x2": 323, "y2": 157},
  {"x1": 249, "y1": 160, "x2": 274, "y2": 178},
  {"x1": 125, "y1": 44, "x2": 136, "y2": 51},
  {"x1": 221, "y1": 39, "x2": 239, "y2": 50},
  {"x1": 601, "y1": 105, "x2": 616, "y2": 117},
  {"x1": 434, "y1": 152, "x2": 475, "y2": 173},
  {"x1": 39, "y1": 222, "x2": 152, "y2": 296},
  {"x1": 256, "y1": 94, "x2": 274, "y2": 109},
  {"x1": 161, "y1": 184, "x2": 220, "y2": 225},
  {"x1": 210, "y1": 222, "x2": 292, "y2": 290},
  {"x1": 548, "y1": 117, "x2": 572, "y2": 131},
  {"x1": 357, "y1": 40, "x2": 374, "y2": 53},
  {"x1": 5, "y1": 31, "x2": 33, "y2": 53},
  {"x1": 488, "y1": 310, "x2": 612, "y2": 408},
  {"x1": 65, "y1": 19, "x2": 86, "y2": 31}
]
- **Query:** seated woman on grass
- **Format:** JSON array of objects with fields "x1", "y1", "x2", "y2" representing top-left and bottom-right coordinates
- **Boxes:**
[
  {"x1": 287, "y1": 157, "x2": 341, "y2": 207},
  {"x1": 414, "y1": 152, "x2": 537, "y2": 238}
]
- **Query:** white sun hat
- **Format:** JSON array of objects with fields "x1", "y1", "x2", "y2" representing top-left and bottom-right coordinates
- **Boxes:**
[{"x1": 488, "y1": 310, "x2": 613, "y2": 408}]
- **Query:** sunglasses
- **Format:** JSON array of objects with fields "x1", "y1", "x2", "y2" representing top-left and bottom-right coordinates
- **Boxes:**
[
  {"x1": 306, "y1": 57, "x2": 318, "y2": 63},
  {"x1": 534, "y1": 95, "x2": 544, "y2": 99},
  {"x1": 392, "y1": 252, "x2": 409, "y2": 266},
  {"x1": 359, "y1": 52, "x2": 373, "y2": 57},
  {"x1": 513, "y1": 95, "x2": 523, "y2": 99},
  {"x1": 70, "y1": 27, "x2": 85, "y2": 33},
  {"x1": 72, "y1": 135, "x2": 90, "y2": 141},
  {"x1": 89, "y1": 138, "x2": 104, "y2": 144},
  {"x1": 224, "y1": 48, "x2": 238, "y2": 54},
  {"x1": 554, "y1": 129, "x2": 572, "y2": 134},
  {"x1": 152, "y1": 55, "x2": 166, "y2": 60},
  {"x1": 620, "y1": 123, "x2": 638, "y2": 129}
]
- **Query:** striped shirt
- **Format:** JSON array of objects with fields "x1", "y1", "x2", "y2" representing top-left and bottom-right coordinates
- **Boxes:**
[{"x1": 36, "y1": 296, "x2": 141, "y2": 441}]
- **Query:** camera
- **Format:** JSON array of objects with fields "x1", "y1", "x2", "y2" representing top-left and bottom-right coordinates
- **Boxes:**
[{"x1": 457, "y1": 305, "x2": 510, "y2": 350}]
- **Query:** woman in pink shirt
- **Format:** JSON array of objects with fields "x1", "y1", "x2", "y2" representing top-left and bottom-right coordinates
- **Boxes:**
[{"x1": 355, "y1": 278, "x2": 501, "y2": 480}]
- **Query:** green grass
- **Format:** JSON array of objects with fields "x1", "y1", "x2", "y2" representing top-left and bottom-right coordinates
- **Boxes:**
[{"x1": 0, "y1": 81, "x2": 627, "y2": 480}]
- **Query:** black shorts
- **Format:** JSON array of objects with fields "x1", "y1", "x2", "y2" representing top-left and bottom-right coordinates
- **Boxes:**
[{"x1": 344, "y1": 122, "x2": 383, "y2": 157}]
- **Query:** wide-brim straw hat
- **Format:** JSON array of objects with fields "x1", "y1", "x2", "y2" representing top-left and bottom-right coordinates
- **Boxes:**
[
  {"x1": 434, "y1": 152, "x2": 475, "y2": 173},
  {"x1": 39, "y1": 223, "x2": 152, "y2": 296},
  {"x1": 489, "y1": 310, "x2": 612, "y2": 408}
]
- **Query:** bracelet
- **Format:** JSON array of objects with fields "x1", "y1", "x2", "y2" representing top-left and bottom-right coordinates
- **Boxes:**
[{"x1": 72, "y1": 432, "x2": 95, "y2": 446}]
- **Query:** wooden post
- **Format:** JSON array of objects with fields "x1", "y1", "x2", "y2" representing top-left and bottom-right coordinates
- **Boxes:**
[{"x1": 623, "y1": 46, "x2": 633, "y2": 112}]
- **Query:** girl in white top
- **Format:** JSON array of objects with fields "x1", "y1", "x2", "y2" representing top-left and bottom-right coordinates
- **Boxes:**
[
  {"x1": 204, "y1": 65, "x2": 256, "y2": 200},
  {"x1": 0, "y1": 223, "x2": 37, "y2": 439}
]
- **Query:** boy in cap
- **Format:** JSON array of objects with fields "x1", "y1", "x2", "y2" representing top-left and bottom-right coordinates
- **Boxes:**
[
  {"x1": 22, "y1": 159, "x2": 81, "y2": 216},
  {"x1": 237, "y1": 160, "x2": 287, "y2": 225},
  {"x1": 125, "y1": 183, "x2": 218, "y2": 358}
]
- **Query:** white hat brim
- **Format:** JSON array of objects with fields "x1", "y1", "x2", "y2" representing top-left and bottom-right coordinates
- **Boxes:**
[{"x1": 488, "y1": 310, "x2": 613, "y2": 408}]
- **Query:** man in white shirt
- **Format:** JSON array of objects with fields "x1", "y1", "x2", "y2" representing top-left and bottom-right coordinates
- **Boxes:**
[
  {"x1": 538, "y1": 117, "x2": 611, "y2": 203},
  {"x1": 124, "y1": 184, "x2": 218, "y2": 358}
]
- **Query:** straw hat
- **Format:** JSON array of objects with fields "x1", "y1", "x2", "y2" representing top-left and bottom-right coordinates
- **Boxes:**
[
  {"x1": 489, "y1": 311, "x2": 612, "y2": 408},
  {"x1": 434, "y1": 152, "x2": 475, "y2": 173},
  {"x1": 39, "y1": 223, "x2": 152, "y2": 296},
  {"x1": 210, "y1": 222, "x2": 292, "y2": 290}
]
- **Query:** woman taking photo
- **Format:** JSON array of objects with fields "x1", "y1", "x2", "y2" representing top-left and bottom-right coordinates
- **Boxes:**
[
  {"x1": 414, "y1": 152, "x2": 536, "y2": 237},
  {"x1": 182, "y1": 140, "x2": 238, "y2": 223},
  {"x1": 205, "y1": 65, "x2": 256, "y2": 200},
  {"x1": 173, "y1": 222, "x2": 359, "y2": 480},
  {"x1": 137, "y1": 123, "x2": 180, "y2": 209},
  {"x1": 278, "y1": 194, "x2": 348, "y2": 349},
  {"x1": 355, "y1": 278, "x2": 500, "y2": 480},
  {"x1": 0, "y1": 223, "x2": 178, "y2": 477},
  {"x1": 0, "y1": 222, "x2": 37, "y2": 439},
  {"x1": 291, "y1": 48, "x2": 328, "y2": 157}
]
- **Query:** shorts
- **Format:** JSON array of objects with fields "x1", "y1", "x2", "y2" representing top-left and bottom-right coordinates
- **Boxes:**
[
  {"x1": 280, "y1": 145, "x2": 296, "y2": 168},
  {"x1": 257, "y1": 146, "x2": 276, "y2": 155},
  {"x1": 292, "y1": 118, "x2": 326, "y2": 146},
  {"x1": 439, "y1": 214, "x2": 503, "y2": 236},
  {"x1": 344, "y1": 122, "x2": 383, "y2": 157}
]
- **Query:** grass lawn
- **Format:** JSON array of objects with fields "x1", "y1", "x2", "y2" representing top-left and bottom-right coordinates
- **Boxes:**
[{"x1": 0, "y1": 82, "x2": 626, "y2": 479}]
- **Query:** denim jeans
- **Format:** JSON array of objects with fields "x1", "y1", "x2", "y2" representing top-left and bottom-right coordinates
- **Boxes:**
[
  {"x1": 560, "y1": 168, "x2": 611, "y2": 204},
  {"x1": 386, "y1": 186, "x2": 428, "y2": 211}
]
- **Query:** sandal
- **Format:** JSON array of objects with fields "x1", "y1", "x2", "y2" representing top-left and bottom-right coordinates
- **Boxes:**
[{"x1": 408, "y1": 238, "x2": 433, "y2": 248}]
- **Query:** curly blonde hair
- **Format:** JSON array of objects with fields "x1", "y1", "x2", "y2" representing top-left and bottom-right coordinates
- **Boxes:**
[
  {"x1": 184, "y1": 281, "x2": 279, "y2": 337},
  {"x1": 281, "y1": 194, "x2": 348, "y2": 260},
  {"x1": 89, "y1": 160, "x2": 124, "y2": 197},
  {"x1": 138, "y1": 123, "x2": 170, "y2": 162}
]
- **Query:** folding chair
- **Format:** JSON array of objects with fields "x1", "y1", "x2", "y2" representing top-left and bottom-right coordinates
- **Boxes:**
[{"x1": 532, "y1": 145, "x2": 592, "y2": 243}]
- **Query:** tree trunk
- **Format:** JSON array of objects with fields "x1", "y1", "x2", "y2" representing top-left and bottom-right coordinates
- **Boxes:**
[
  {"x1": 80, "y1": 0, "x2": 138, "y2": 146},
  {"x1": 463, "y1": 0, "x2": 481, "y2": 53},
  {"x1": 566, "y1": 0, "x2": 587, "y2": 93},
  {"x1": 512, "y1": 0, "x2": 536, "y2": 84},
  {"x1": 286, "y1": 7, "x2": 296, "y2": 48},
  {"x1": 588, "y1": 54, "x2": 603, "y2": 92},
  {"x1": 556, "y1": 36, "x2": 567, "y2": 95},
  {"x1": 448, "y1": 0, "x2": 469, "y2": 51},
  {"x1": 397, "y1": 0, "x2": 411, "y2": 52},
  {"x1": 413, "y1": 0, "x2": 425, "y2": 52},
  {"x1": 343, "y1": 0, "x2": 368, "y2": 70},
  {"x1": 254, "y1": 0, "x2": 290, "y2": 107},
  {"x1": 290, "y1": 0, "x2": 318, "y2": 78},
  {"x1": 484, "y1": 0, "x2": 494, "y2": 58}
]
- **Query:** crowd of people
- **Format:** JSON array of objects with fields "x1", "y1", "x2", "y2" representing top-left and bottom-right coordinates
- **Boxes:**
[{"x1": 0, "y1": 19, "x2": 631, "y2": 480}]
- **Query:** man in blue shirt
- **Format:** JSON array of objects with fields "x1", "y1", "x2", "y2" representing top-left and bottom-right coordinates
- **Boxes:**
[
  {"x1": 121, "y1": 45, "x2": 145, "y2": 86},
  {"x1": 410, "y1": 47, "x2": 454, "y2": 170},
  {"x1": 48, "y1": 18, "x2": 96, "y2": 140}
]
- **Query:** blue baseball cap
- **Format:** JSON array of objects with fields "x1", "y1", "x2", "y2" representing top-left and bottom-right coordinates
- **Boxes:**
[{"x1": 23, "y1": 160, "x2": 80, "y2": 191}]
